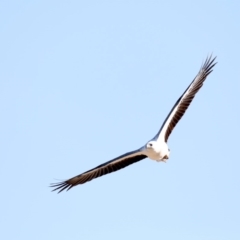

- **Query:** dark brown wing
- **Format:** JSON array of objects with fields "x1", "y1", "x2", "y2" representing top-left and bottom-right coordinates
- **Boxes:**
[
  {"x1": 50, "y1": 150, "x2": 147, "y2": 193},
  {"x1": 154, "y1": 55, "x2": 217, "y2": 142}
]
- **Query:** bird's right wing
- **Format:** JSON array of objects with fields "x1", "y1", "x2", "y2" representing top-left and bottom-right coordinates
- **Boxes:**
[{"x1": 50, "y1": 149, "x2": 147, "y2": 193}]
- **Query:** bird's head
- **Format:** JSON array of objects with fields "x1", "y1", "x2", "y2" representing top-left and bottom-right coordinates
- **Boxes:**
[{"x1": 146, "y1": 141, "x2": 156, "y2": 149}]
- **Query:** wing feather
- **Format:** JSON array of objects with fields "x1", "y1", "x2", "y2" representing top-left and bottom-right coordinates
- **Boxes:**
[
  {"x1": 50, "y1": 150, "x2": 147, "y2": 193},
  {"x1": 154, "y1": 55, "x2": 217, "y2": 142}
]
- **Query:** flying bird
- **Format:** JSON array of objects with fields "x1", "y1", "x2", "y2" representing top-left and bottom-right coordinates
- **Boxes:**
[{"x1": 51, "y1": 55, "x2": 217, "y2": 193}]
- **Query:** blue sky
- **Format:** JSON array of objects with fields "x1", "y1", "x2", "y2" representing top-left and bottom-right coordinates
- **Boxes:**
[{"x1": 1, "y1": 1, "x2": 240, "y2": 240}]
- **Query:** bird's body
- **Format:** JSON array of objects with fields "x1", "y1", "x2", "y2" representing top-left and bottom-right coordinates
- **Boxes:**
[{"x1": 51, "y1": 55, "x2": 217, "y2": 193}]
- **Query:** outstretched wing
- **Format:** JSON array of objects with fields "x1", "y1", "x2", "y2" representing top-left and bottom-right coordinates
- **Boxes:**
[
  {"x1": 50, "y1": 149, "x2": 147, "y2": 193},
  {"x1": 154, "y1": 55, "x2": 217, "y2": 142}
]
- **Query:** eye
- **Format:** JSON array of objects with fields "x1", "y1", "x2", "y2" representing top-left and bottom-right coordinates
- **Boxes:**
[{"x1": 149, "y1": 143, "x2": 153, "y2": 147}]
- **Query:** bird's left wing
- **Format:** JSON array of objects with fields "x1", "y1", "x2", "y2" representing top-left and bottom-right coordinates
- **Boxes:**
[
  {"x1": 153, "y1": 55, "x2": 217, "y2": 143},
  {"x1": 50, "y1": 149, "x2": 147, "y2": 193}
]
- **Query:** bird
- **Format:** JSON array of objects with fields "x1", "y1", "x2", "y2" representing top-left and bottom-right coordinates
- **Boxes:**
[{"x1": 51, "y1": 55, "x2": 217, "y2": 193}]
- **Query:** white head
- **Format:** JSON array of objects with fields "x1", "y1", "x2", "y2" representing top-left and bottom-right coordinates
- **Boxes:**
[
  {"x1": 146, "y1": 141, "x2": 157, "y2": 149},
  {"x1": 144, "y1": 140, "x2": 170, "y2": 161}
]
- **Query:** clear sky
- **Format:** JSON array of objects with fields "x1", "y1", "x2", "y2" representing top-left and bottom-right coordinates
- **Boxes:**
[{"x1": 1, "y1": 1, "x2": 240, "y2": 240}]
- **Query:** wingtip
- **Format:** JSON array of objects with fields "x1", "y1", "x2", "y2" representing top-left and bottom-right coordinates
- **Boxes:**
[
  {"x1": 200, "y1": 54, "x2": 217, "y2": 74},
  {"x1": 50, "y1": 180, "x2": 73, "y2": 193}
]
